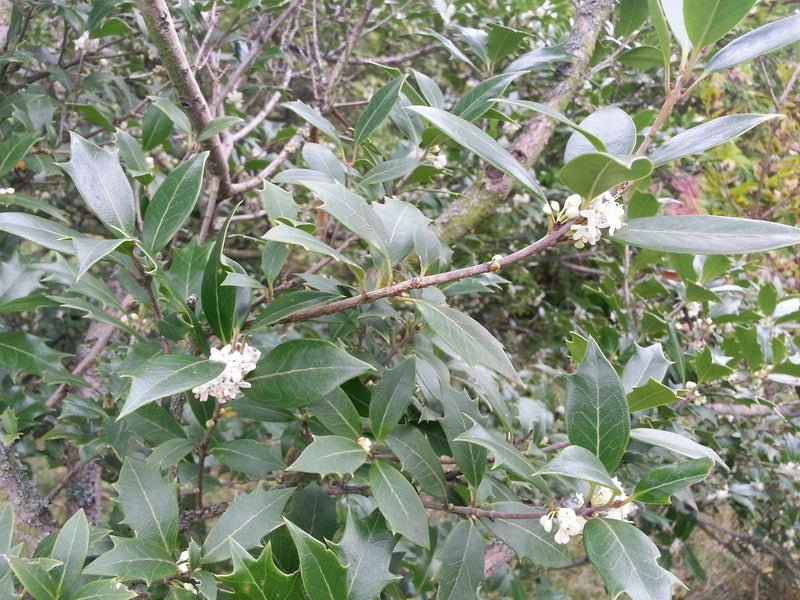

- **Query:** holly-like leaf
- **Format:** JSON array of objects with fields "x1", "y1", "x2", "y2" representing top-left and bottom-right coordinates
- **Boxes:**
[
  {"x1": 201, "y1": 210, "x2": 238, "y2": 342},
  {"x1": 386, "y1": 426, "x2": 447, "y2": 500},
  {"x1": 286, "y1": 435, "x2": 367, "y2": 476},
  {"x1": 355, "y1": 75, "x2": 408, "y2": 144},
  {"x1": 559, "y1": 152, "x2": 652, "y2": 199},
  {"x1": 455, "y1": 419, "x2": 537, "y2": 481},
  {"x1": 51, "y1": 509, "x2": 89, "y2": 593},
  {"x1": 59, "y1": 132, "x2": 136, "y2": 237},
  {"x1": 565, "y1": 338, "x2": 630, "y2": 472},
  {"x1": 440, "y1": 388, "x2": 488, "y2": 488},
  {"x1": 627, "y1": 378, "x2": 680, "y2": 412},
  {"x1": 142, "y1": 152, "x2": 208, "y2": 254},
  {"x1": 119, "y1": 353, "x2": 225, "y2": 419},
  {"x1": 417, "y1": 300, "x2": 520, "y2": 383},
  {"x1": 0, "y1": 133, "x2": 39, "y2": 178},
  {"x1": 0, "y1": 332, "x2": 80, "y2": 384},
  {"x1": 202, "y1": 486, "x2": 294, "y2": 563},
  {"x1": 369, "y1": 461, "x2": 430, "y2": 548},
  {"x1": 433, "y1": 520, "x2": 484, "y2": 600},
  {"x1": 406, "y1": 106, "x2": 545, "y2": 199},
  {"x1": 309, "y1": 388, "x2": 361, "y2": 438},
  {"x1": 369, "y1": 357, "x2": 416, "y2": 440},
  {"x1": 283, "y1": 101, "x2": 341, "y2": 145},
  {"x1": 7, "y1": 557, "x2": 60, "y2": 600},
  {"x1": 218, "y1": 540, "x2": 302, "y2": 600},
  {"x1": 631, "y1": 458, "x2": 714, "y2": 504},
  {"x1": 0, "y1": 212, "x2": 80, "y2": 255},
  {"x1": 683, "y1": 0, "x2": 756, "y2": 50},
  {"x1": 72, "y1": 237, "x2": 133, "y2": 280},
  {"x1": 614, "y1": 215, "x2": 800, "y2": 255},
  {"x1": 536, "y1": 445, "x2": 620, "y2": 489},
  {"x1": 284, "y1": 520, "x2": 348, "y2": 600},
  {"x1": 211, "y1": 439, "x2": 284, "y2": 477},
  {"x1": 66, "y1": 579, "x2": 137, "y2": 600},
  {"x1": 69, "y1": 579, "x2": 137, "y2": 600},
  {"x1": 584, "y1": 519, "x2": 683, "y2": 600},
  {"x1": 630, "y1": 428, "x2": 728, "y2": 470},
  {"x1": 83, "y1": 537, "x2": 176, "y2": 585},
  {"x1": 706, "y1": 14, "x2": 800, "y2": 72},
  {"x1": 113, "y1": 459, "x2": 178, "y2": 552},
  {"x1": 481, "y1": 502, "x2": 571, "y2": 568},
  {"x1": 244, "y1": 340, "x2": 374, "y2": 409},
  {"x1": 332, "y1": 510, "x2": 397, "y2": 600},
  {"x1": 621, "y1": 342, "x2": 671, "y2": 393},
  {"x1": 649, "y1": 114, "x2": 782, "y2": 166}
]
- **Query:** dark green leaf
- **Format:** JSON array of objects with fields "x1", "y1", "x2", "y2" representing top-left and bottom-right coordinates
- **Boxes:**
[
  {"x1": 559, "y1": 153, "x2": 652, "y2": 199},
  {"x1": 355, "y1": 75, "x2": 408, "y2": 144},
  {"x1": 309, "y1": 389, "x2": 361, "y2": 438},
  {"x1": 386, "y1": 426, "x2": 447, "y2": 500},
  {"x1": 370, "y1": 460, "x2": 430, "y2": 548},
  {"x1": 143, "y1": 152, "x2": 208, "y2": 253},
  {"x1": 413, "y1": 70, "x2": 444, "y2": 108},
  {"x1": 218, "y1": 540, "x2": 302, "y2": 600},
  {"x1": 627, "y1": 378, "x2": 681, "y2": 412},
  {"x1": 453, "y1": 72, "x2": 521, "y2": 122},
  {"x1": 262, "y1": 224, "x2": 365, "y2": 281},
  {"x1": 211, "y1": 439, "x2": 284, "y2": 477},
  {"x1": 0, "y1": 332, "x2": 77, "y2": 383},
  {"x1": 284, "y1": 520, "x2": 348, "y2": 600},
  {"x1": 7, "y1": 557, "x2": 59, "y2": 600},
  {"x1": 0, "y1": 133, "x2": 38, "y2": 177},
  {"x1": 51, "y1": 509, "x2": 89, "y2": 592},
  {"x1": 360, "y1": 158, "x2": 420, "y2": 186},
  {"x1": 615, "y1": 0, "x2": 648, "y2": 36},
  {"x1": 497, "y1": 99, "x2": 606, "y2": 152},
  {"x1": 72, "y1": 237, "x2": 132, "y2": 280},
  {"x1": 650, "y1": 114, "x2": 782, "y2": 165},
  {"x1": 142, "y1": 105, "x2": 173, "y2": 151},
  {"x1": 199, "y1": 116, "x2": 244, "y2": 141},
  {"x1": 373, "y1": 198, "x2": 431, "y2": 265},
  {"x1": 0, "y1": 211, "x2": 78, "y2": 254},
  {"x1": 565, "y1": 338, "x2": 630, "y2": 471},
  {"x1": 83, "y1": 537, "x2": 176, "y2": 585},
  {"x1": 537, "y1": 445, "x2": 619, "y2": 489},
  {"x1": 440, "y1": 388, "x2": 487, "y2": 488},
  {"x1": 152, "y1": 97, "x2": 192, "y2": 134},
  {"x1": 417, "y1": 300, "x2": 520, "y2": 383},
  {"x1": 59, "y1": 132, "x2": 136, "y2": 237},
  {"x1": 433, "y1": 520, "x2": 483, "y2": 600},
  {"x1": 201, "y1": 210, "x2": 238, "y2": 342},
  {"x1": 369, "y1": 357, "x2": 416, "y2": 440},
  {"x1": 119, "y1": 354, "x2": 225, "y2": 418},
  {"x1": 684, "y1": 0, "x2": 756, "y2": 50},
  {"x1": 286, "y1": 435, "x2": 367, "y2": 476},
  {"x1": 406, "y1": 106, "x2": 544, "y2": 200},
  {"x1": 622, "y1": 342, "x2": 671, "y2": 393},
  {"x1": 203, "y1": 486, "x2": 294, "y2": 563},
  {"x1": 630, "y1": 428, "x2": 727, "y2": 469},
  {"x1": 614, "y1": 215, "x2": 800, "y2": 254},
  {"x1": 244, "y1": 340, "x2": 374, "y2": 409},
  {"x1": 68, "y1": 579, "x2": 137, "y2": 600},
  {"x1": 455, "y1": 420, "x2": 537, "y2": 481},
  {"x1": 481, "y1": 502, "x2": 571, "y2": 568},
  {"x1": 584, "y1": 519, "x2": 683, "y2": 600},
  {"x1": 619, "y1": 45, "x2": 665, "y2": 69},
  {"x1": 631, "y1": 458, "x2": 714, "y2": 504},
  {"x1": 503, "y1": 45, "x2": 571, "y2": 73},
  {"x1": 282, "y1": 101, "x2": 341, "y2": 145},
  {"x1": 113, "y1": 459, "x2": 178, "y2": 551},
  {"x1": 706, "y1": 14, "x2": 800, "y2": 72},
  {"x1": 332, "y1": 510, "x2": 397, "y2": 600},
  {"x1": 486, "y1": 24, "x2": 526, "y2": 66},
  {"x1": 564, "y1": 107, "x2": 636, "y2": 161}
]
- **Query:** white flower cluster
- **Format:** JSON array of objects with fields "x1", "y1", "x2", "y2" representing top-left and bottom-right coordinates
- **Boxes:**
[
  {"x1": 540, "y1": 478, "x2": 635, "y2": 545},
  {"x1": 543, "y1": 193, "x2": 582, "y2": 222},
  {"x1": 428, "y1": 145, "x2": 447, "y2": 170},
  {"x1": 192, "y1": 343, "x2": 261, "y2": 403},
  {"x1": 356, "y1": 437, "x2": 372, "y2": 452},
  {"x1": 570, "y1": 192, "x2": 626, "y2": 249},
  {"x1": 177, "y1": 550, "x2": 191, "y2": 574},
  {"x1": 73, "y1": 32, "x2": 99, "y2": 53},
  {"x1": 0, "y1": 187, "x2": 15, "y2": 195},
  {"x1": 227, "y1": 89, "x2": 244, "y2": 110}
]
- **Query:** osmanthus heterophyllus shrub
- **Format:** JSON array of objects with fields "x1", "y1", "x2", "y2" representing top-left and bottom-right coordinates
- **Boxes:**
[{"x1": 0, "y1": 0, "x2": 799, "y2": 598}]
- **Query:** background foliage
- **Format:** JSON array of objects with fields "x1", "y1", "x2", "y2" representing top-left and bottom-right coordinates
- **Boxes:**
[{"x1": 1, "y1": 0, "x2": 799, "y2": 598}]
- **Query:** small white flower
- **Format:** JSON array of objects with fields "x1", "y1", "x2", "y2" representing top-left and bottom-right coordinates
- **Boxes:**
[
  {"x1": 570, "y1": 192, "x2": 625, "y2": 247},
  {"x1": 542, "y1": 202, "x2": 553, "y2": 216},
  {"x1": 146, "y1": 156, "x2": 155, "y2": 169},
  {"x1": 192, "y1": 342, "x2": 261, "y2": 404},
  {"x1": 431, "y1": 153, "x2": 447, "y2": 169},
  {"x1": 73, "y1": 32, "x2": 99, "y2": 53},
  {"x1": 356, "y1": 437, "x2": 372, "y2": 452},
  {"x1": 553, "y1": 508, "x2": 586, "y2": 544},
  {"x1": 539, "y1": 512, "x2": 555, "y2": 532},
  {"x1": 227, "y1": 90, "x2": 244, "y2": 110},
  {"x1": 178, "y1": 563, "x2": 190, "y2": 574}
]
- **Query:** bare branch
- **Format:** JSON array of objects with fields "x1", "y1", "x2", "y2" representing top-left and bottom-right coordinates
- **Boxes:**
[{"x1": 134, "y1": 0, "x2": 233, "y2": 197}]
